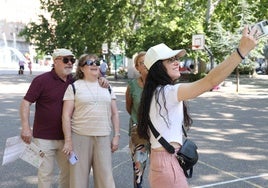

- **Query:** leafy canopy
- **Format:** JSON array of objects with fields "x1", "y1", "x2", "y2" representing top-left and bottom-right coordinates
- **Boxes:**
[{"x1": 20, "y1": 0, "x2": 268, "y2": 61}]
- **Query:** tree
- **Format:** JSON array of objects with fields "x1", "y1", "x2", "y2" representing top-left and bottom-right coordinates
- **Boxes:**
[
  {"x1": 263, "y1": 45, "x2": 268, "y2": 74},
  {"x1": 125, "y1": 0, "x2": 207, "y2": 57},
  {"x1": 19, "y1": 0, "x2": 267, "y2": 61},
  {"x1": 20, "y1": 0, "x2": 130, "y2": 56}
]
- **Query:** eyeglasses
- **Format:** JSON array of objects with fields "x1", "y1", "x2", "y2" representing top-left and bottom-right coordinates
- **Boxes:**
[
  {"x1": 167, "y1": 56, "x2": 181, "y2": 63},
  {"x1": 83, "y1": 60, "x2": 100, "y2": 66},
  {"x1": 57, "y1": 57, "x2": 76, "y2": 64}
]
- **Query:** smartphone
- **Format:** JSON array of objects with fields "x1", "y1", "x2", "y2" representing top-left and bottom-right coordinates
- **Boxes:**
[
  {"x1": 250, "y1": 20, "x2": 268, "y2": 39},
  {"x1": 69, "y1": 152, "x2": 78, "y2": 165}
]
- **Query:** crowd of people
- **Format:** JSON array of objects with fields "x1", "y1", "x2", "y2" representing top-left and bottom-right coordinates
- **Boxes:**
[{"x1": 20, "y1": 25, "x2": 259, "y2": 188}]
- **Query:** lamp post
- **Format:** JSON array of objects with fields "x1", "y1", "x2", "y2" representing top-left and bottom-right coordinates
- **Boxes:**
[
  {"x1": 204, "y1": 45, "x2": 214, "y2": 70},
  {"x1": 110, "y1": 47, "x2": 121, "y2": 80},
  {"x1": 109, "y1": 50, "x2": 117, "y2": 80},
  {"x1": 113, "y1": 53, "x2": 117, "y2": 80}
]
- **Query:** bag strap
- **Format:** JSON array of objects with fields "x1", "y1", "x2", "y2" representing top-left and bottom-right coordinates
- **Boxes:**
[
  {"x1": 71, "y1": 83, "x2": 76, "y2": 95},
  {"x1": 108, "y1": 85, "x2": 112, "y2": 94},
  {"x1": 148, "y1": 120, "x2": 188, "y2": 154},
  {"x1": 182, "y1": 125, "x2": 187, "y2": 138},
  {"x1": 148, "y1": 120, "x2": 175, "y2": 154}
]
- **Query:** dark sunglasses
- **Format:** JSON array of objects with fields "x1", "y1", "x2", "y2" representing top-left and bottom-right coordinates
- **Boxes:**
[
  {"x1": 60, "y1": 57, "x2": 76, "y2": 64},
  {"x1": 83, "y1": 60, "x2": 100, "y2": 66}
]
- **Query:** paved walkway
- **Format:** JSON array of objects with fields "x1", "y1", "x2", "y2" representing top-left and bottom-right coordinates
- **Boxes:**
[
  {"x1": 0, "y1": 69, "x2": 267, "y2": 188},
  {"x1": 217, "y1": 74, "x2": 268, "y2": 95}
]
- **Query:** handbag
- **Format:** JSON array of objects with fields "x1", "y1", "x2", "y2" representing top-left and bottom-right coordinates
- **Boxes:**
[
  {"x1": 176, "y1": 139, "x2": 198, "y2": 178},
  {"x1": 148, "y1": 120, "x2": 198, "y2": 178}
]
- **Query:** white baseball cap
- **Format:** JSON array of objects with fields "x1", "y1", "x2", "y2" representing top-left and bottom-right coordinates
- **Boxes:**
[
  {"x1": 52, "y1": 48, "x2": 74, "y2": 59},
  {"x1": 144, "y1": 43, "x2": 186, "y2": 69}
]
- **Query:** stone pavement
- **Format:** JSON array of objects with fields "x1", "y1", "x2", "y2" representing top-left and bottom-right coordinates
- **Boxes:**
[
  {"x1": 215, "y1": 74, "x2": 268, "y2": 95},
  {"x1": 0, "y1": 69, "x2": 267, "y2": 188}
]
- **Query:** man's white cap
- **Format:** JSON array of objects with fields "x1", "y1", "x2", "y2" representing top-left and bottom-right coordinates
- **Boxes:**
[
  {"x1": 52, "y1": 48, "x2": 74, "y2": 59},
  {"x1": 144, "y1": 43, "x2": 186, "y2": 69}
]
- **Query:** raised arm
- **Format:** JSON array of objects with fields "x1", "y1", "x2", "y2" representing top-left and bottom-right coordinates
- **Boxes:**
[{"x1": 178, "y1": 26, "x2": 258, "y2": 101}]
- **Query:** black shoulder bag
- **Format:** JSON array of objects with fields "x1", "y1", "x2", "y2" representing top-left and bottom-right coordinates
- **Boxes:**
[{"x1": 148, "y1": 120, "x2": 198, "y2": 178}]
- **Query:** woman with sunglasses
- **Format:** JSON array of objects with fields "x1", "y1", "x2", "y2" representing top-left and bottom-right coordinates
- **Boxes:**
[{"x1": 62, "y1": 54, "x2": 120, "y2": 188}]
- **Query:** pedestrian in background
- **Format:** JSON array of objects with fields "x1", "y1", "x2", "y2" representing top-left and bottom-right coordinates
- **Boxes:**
[
  {"x1": 62, "y1": 53, "x2": 120, "y2": 188},
  {"x1": 125, "y1": 51, "x2": 149, "y2": 188},
  {"x1": 18, "y1": 59, "x2": 25, "y2": 75},
  {"x1": 100, "y1": 59, "x2": 108, "y2": 77},
  {"x1": 25, "y1": 53, "x2": 32, "y2": 75},
  {"x1": 138, "y1": 26, "x2": 258, "y2": 188}
]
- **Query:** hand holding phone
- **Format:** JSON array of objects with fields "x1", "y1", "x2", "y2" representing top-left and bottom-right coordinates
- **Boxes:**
[
  {"x1": 69, "y1": 152, "x2": 78, "y2": 165},
  {"x1": 249, "y1": 20, "x2": 268, "y2": 39}
]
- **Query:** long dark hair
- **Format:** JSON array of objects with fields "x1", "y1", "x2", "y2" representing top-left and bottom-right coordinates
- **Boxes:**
[{"x1": 137, "y1": 60, "x2": 192, "y2": 140}]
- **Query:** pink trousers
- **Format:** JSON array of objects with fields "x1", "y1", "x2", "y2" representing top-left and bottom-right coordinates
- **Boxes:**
[{"x1": 149, "y1": 149, "x2": 189, "y2": 188}]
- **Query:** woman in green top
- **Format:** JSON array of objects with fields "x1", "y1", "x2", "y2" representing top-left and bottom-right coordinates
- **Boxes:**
[{"x1": 125, "y1": 51, "x2": 149, "y2": 188}]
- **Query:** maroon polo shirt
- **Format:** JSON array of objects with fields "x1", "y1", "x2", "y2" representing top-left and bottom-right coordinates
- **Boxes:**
[{"x1": 24, "y1": 69, "x2": 73, "y2": 140}]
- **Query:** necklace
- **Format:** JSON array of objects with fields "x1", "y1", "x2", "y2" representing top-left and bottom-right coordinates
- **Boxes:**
[{"x1": 83, "y1": 80, "x2": 98, "y2": 105}]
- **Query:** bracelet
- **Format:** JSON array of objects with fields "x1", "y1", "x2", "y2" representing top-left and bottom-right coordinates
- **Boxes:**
[
  {"x1": 114, "y1": 133, "x2": 120, "y2": 137},
  {"x1": 236, "y1": 48, "x2": 245, "y2": 60}
]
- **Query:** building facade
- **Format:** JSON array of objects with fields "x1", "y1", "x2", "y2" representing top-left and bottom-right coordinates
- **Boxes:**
[{"x1": 0, "y1": 0, "x2": 42, "y2": 66}]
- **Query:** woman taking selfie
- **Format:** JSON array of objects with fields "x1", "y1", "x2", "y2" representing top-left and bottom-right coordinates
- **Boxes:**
[{"x1": 138, "y1": 26, "x2": 258, "y2": 188}]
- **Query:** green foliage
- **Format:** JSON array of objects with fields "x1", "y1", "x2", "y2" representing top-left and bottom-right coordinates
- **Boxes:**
[
  {"x1": 262, "y1": 45, "x2": 268, "y2": 74},
  {"x1": 19, "y1": 0, "x2": 268, "y2": 65},
  {"x1": 263, "y1": 45, "x2": 268, "y2": 59},
  {"x1": 237, "y1": 61, "x2": 255, "y2": 75},
  {"x1": 19, "y1": 15, "x2": 56, "y2": 55},
  {"x1": 125, "y1": 0, "x2": 207, "y2": 57}
]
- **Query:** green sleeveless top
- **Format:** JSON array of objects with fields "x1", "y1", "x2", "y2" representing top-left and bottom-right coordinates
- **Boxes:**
[{"x1": 128, "y1": 78, "x2": 143, "y2": 125}]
